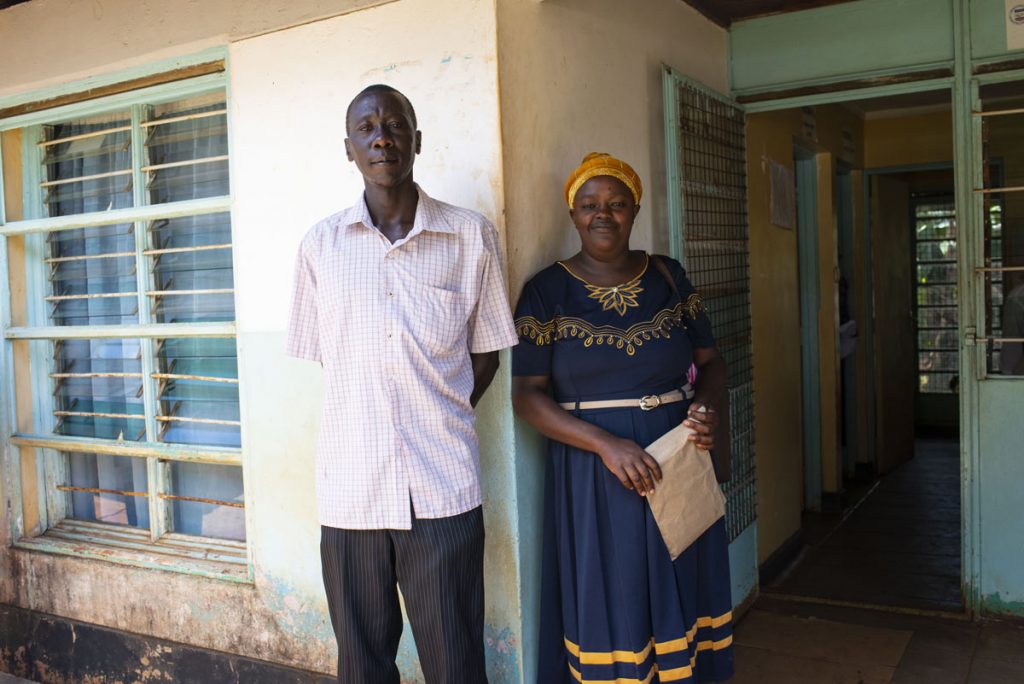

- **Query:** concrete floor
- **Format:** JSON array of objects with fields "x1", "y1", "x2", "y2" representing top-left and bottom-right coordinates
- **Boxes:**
[
  {"x1": 733, "y1": 597, "x2": 1024, "y2": 684},
  {"x1": 771, "y1": 439, "x2": 962, "y2": 612}
]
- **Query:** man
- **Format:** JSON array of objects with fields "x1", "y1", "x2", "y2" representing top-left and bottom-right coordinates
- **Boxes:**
[{"x1": 287, "y1": 84, "x2": 517, "y2": 683}]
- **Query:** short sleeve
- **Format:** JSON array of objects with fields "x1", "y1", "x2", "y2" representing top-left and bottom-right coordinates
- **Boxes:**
[
  {"x1": 673, "y1": 262, "x2": 716, "y2": 349},
  {"x1": 467, "y1": 222, "x2": 519, "y2": 354},
  {"x1": 286, "y1": 233, "x2": 322, "y2": 362},
  {"x1": 512, "y1": 278, "x2": 555, "y2": 377}
]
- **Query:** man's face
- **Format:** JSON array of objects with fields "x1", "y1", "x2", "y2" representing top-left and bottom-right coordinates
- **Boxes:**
[{"x1": 344, "y1": 91, "x2": 421, "y2": 189}]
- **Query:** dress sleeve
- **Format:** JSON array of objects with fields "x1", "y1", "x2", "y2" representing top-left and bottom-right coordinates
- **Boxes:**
[
  {"x1": 286, "y1": 233, "x2": 322, "y2": 363},
  {"x1": 511, "y1": 278, "x2": 555, "y2": 377},
  {"x1": 672, "y1": 262, "x2": 716, "y2": 349}
]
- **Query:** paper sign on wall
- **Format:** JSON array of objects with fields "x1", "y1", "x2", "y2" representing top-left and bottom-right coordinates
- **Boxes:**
[
  {"x1": 769, "y1": 159, "x2": 796, "y2": 231},
  {"x1": 1008, "y1": 1, "x2": 1024, "y2": 51}
]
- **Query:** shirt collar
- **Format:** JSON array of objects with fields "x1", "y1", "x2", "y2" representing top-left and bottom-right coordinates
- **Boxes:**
[{"x1": 341, "y1": 184, "x2": 456, "y2": 235}]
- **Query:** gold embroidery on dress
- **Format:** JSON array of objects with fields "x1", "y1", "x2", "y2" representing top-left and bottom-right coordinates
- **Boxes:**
[
  {"x1": 557, "y1": 256, "x2": 649, "y2": 317},
  {"x1": 684, "y1": 293, "x2": 706, "y2": 320},
  {"x1": 515, "y1": 302, "x2": 691, "y2": 357}
]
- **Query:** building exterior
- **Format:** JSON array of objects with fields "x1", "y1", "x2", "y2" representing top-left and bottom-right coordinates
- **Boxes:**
[{"x1": 0, "y1": 0, "x2": 1020, "y2": 682}]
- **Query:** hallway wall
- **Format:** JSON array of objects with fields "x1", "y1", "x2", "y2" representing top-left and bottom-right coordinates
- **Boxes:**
[{"x1": 746, "y1": 104, "x2": 863, "y2": 564}]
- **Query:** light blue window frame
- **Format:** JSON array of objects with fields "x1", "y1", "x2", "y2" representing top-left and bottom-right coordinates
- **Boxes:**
[{"x1": 0, "y1": 66, "x2": 249, "y2": 582}]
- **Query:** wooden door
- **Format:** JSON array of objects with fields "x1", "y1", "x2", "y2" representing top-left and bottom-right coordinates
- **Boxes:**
[{"x1": 871, "y1": 175, "x2": 916, "y2": 473}]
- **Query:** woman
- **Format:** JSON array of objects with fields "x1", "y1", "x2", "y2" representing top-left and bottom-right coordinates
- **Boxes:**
[{"x1": 512, "y1": 153, "x2": 735, "y2": 683}]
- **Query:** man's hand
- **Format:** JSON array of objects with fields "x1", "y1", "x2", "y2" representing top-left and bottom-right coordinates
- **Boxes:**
[{"x1": 469, "y1": 351, "x2": 500, "y2": 407}]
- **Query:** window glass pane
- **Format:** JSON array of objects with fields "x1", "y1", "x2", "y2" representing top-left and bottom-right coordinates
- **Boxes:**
[
  {"x1": 41, "y1": 112, "x2": 132, "y2": 217},
  {"x1": 168, "y1": 462, "x2": 244, "y2": 541},
  {"x1": 47, "y1": 222, "x2": 138, "y2": 326},
  {"x1": 53, "y1": 338, "x2": 145, "y2": 441},
  {"x1": 65, "y1": 452, "x2": 149, "y2": 529},
  {"x1": 918, "y1": 306, "x2": 957, "y2": 329},
  {"x1": 919, "y1": 329, "x2": 959, "y2": 351},
  {"x1": 916, "y1": 239, "x2": 957, "y2": 262},
  {"x1": 148, "y1": 212, "x2": 235, "y2": 323},
  {"x1": 919, "y1": 372, "x2": 958, "y2": 394},
  {"x1": 144, "y1": 92, "x2": 228, "y2": 204},
  {"x1": 155, "y1": 337, "x2": 240, "y2": 447},
  {"x1": 917, "y1": 262, "x2": 957, "y2": 285}
]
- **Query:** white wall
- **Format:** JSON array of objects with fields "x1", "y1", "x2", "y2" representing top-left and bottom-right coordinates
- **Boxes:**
[
  {"x1": 0, "y1": 0, "x2": 517, "y2": 679},
  {"x1": 0, "y1": 0, "x2": 392, "y2": 98}
]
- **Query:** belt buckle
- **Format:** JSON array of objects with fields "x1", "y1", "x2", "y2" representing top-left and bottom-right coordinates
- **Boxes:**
[{"x1": 639, "y1": 394, "x2": 661, "y2": 411}]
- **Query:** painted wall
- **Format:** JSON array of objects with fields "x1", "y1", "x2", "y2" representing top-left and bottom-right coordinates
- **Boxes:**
[
  {"x1": 494, "y1": 0, "x2": 729, "y2": 678},
  {"x1": 0, "y1": 0, "x2": 392, "y2": 99},
  {"x1": 729, "y1": 0, "x2": 955, "y2": 96},
  {"x1": 745, "y1": 104, "x2": 864, "y2": 563},
  {"x1": 864, "y1": 111, "x2": 954, "y2": 169},
  {"x1": 0, "y1": 0, "x2": 521, "y2": 680}
]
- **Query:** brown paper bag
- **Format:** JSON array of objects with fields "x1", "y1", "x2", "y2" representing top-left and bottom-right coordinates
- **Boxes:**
[{"x1": 645, "y1": 423, "x2": 726, "y2": 560}]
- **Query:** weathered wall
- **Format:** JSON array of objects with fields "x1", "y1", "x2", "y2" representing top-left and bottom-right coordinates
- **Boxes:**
[
  {"x1": 745, "y1": 104, "x2": 864, "y2": 563},
  {"x1": 495, "y1": 0, "x2": 728, "y2": 678},
  {"x1": 0, "y1": 0, "x2": 519, "y2": 680},
  {"x1": 0, "y1": 0, "x2": 393, "y2": 99}
]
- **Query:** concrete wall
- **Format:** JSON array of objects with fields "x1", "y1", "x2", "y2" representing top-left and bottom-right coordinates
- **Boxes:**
[
  {"x1": 0, "y1": 0, "x2": 521, "y2": 680},
  {"x1": 745, "y1": 104, "x2": 864, "y2": 563},
  {"x1": 495, "y1": 0, "x2": 728, "y2": 678}
]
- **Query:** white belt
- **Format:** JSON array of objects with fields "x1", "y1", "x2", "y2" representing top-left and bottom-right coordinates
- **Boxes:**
[{"x1": 559, "y1": 385, "x2": 694, "y2": 412}]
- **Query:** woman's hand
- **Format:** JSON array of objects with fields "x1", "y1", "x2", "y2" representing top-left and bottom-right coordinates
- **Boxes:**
[
  {"x1": 684, "y1": 403, "x2": 717, "y2": 451},
  {"x1": 594, "y1": 436, "x2": 662, "y2": 496}
]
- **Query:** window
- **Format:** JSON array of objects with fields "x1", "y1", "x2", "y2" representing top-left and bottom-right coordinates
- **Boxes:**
[
  {"x1": 1, "y1": 75, "x2": 246, "y2": 578},
  {"x1": 914, "y1": 198, "x2": 958, "y2": 394}
]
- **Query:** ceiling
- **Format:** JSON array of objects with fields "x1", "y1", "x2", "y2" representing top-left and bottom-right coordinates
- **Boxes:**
[{"x1": 682, "y1": 0, "x2": 862, "y2": 27}]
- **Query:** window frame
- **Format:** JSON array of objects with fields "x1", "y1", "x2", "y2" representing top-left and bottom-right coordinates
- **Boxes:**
[{"x1": 0, "y1": 71, "x2": 250, "y2": 582}]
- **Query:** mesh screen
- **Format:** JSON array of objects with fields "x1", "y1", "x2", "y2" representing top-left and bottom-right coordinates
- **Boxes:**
[{"x1": 674, "y1": 82, "x2": 756, "y2": 541}]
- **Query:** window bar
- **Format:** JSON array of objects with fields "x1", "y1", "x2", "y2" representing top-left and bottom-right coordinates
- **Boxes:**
[
  {"x1": 140, "y1": 155, "x2": 228, "y2": 174},
  {"x1": 142, "y1": 243, "x2": 231, "y2": 257},
  {"x1": 36, "y1": 125, "x2": 133, "y2": 148},
  {"x1": 140, "y1": 109, "x2": 225, "y2": 128},
  {"x1": 130, "y1": 103, "x2": 168, "y2": 541},
  {"x1": 973, "y1": 107, "x2": 1024, "y2": 117},
  {"x1": 974, "y1": 186, "x2": 1024, "y2": 194}
]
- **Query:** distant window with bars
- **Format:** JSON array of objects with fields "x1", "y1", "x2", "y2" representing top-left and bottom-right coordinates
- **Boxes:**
[
  {"x1": 669, "y1": 78, "x2": 756, "y2": 542},
  {"x1": 914, "y1": 198, "x2": 959, "y2": 394},
  {"x1": 1, "y1": 78, "x2": 245, "y2": 563}
]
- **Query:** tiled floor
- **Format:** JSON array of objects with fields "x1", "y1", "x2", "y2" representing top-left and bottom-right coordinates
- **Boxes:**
[
  {"x1": 771, "y1": 439, "x2": 962, "y2": 612},
  {"x1": 733, "y1": 597, "x2": 1024, "y2": 684}
]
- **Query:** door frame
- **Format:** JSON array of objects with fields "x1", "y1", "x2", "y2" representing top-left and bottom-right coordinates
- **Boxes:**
[{"x1": 794, "y1": 146, "x2": 822, "y2": 511}]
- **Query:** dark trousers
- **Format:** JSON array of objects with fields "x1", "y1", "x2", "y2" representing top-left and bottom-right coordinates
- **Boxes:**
[{"x1": 320, "y1": 507, "x2": 488, "y2": 684}]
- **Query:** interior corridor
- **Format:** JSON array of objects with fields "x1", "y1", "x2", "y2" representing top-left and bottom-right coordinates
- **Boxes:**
[{"x1": 767, "y1": 439, "x2": 962, "y2": 612}]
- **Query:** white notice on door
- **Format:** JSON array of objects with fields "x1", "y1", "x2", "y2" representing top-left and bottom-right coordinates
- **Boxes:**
[{"x1": 1008, "y1": 0, "x2": 1024, "y2": 51}]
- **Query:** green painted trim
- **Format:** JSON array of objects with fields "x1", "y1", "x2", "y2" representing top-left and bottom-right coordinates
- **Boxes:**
[
  {"x1": 952, "y1": 0, "x2": 982, "y2": 618},
  {"x1": 662, "y1": 67, "x2": 684, "y2": 263},
  {"x1": 973, "y1": 67, "x2": 1024, "y2": 85},
  {"x1": 795, "y1": 148, "x2": 822, "y2": 511},
  {"x1": 734, "y1": 64, "x2": 955, "y2": 103},
  {"x1": 0, "y1": 47, "x2": 227, "y2": 114},
  {"x1": 11, "y1": 433, "x2": 242, "y2": 467},
  {"x1": 741, "y1": 78, "x2": 953, "y2": 114},
  {"x1": 1, "y1": 196, "x2": 232, "y2": 237},
  {"x1": 5, "y1": 322, "x2": 237, "y2": 340},
  {"x1": 0, "y1": 74, "x2": 226, "y2": 133}
]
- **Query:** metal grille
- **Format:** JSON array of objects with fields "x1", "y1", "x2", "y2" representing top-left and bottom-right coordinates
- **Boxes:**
[{"x1": 673, "y1": 81, "x2": 756, "y2": 541}]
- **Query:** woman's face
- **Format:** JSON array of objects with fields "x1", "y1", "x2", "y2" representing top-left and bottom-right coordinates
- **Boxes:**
[{"x1": 570, "y1": 175, "x2": 639, "y2": 260}]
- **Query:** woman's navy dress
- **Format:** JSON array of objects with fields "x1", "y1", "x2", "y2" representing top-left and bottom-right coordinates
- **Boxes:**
[{"x1": 513, "y1": 254, "x2": 734, "y2": 684}]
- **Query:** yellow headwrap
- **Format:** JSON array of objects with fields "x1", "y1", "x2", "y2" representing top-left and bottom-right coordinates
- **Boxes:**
[{"x1": 563, "y1": 152, "x2": 643, "y2": 208}]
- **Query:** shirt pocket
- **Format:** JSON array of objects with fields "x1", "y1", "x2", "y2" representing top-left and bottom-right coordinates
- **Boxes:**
[{"x1": 410, "y1": 285, "x2": 469, "y2": 355}]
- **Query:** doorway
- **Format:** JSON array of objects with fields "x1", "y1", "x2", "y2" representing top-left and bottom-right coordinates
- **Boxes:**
[{"x1": 752, "y1": 89, "x2": 966, "y2": 613}]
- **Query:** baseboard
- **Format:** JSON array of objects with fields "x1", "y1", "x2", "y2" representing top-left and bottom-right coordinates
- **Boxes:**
[
  {"x1": 758, "y1": 530, "x2": 804, "y2": 588},
  {"x1": 0, "y1": 604, "x2": 332, "y2": 684}
]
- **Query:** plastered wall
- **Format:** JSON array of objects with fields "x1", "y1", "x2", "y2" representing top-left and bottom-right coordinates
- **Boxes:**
[
  {"x1": 745, "y1": 104, "x2": 864, "y2": 563},
  {"x1": 0, "y1": 0, "x2": 521, "y2": 680},
  {"x1": 495, "y1": 0, "x2": 728, "y2": 678}
]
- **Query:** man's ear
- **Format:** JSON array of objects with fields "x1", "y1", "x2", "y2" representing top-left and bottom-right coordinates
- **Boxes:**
[
  {"x1": 415, "y1": 130, "x2": 422, "y2": 155},
  {"x1": 344, "y1": 138, "x2": 354, "y2": 162}
]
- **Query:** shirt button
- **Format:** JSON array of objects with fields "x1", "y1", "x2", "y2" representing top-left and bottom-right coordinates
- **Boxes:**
[{"x1": 388, "y1": 291, "x2": 394, "y2": 297}]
